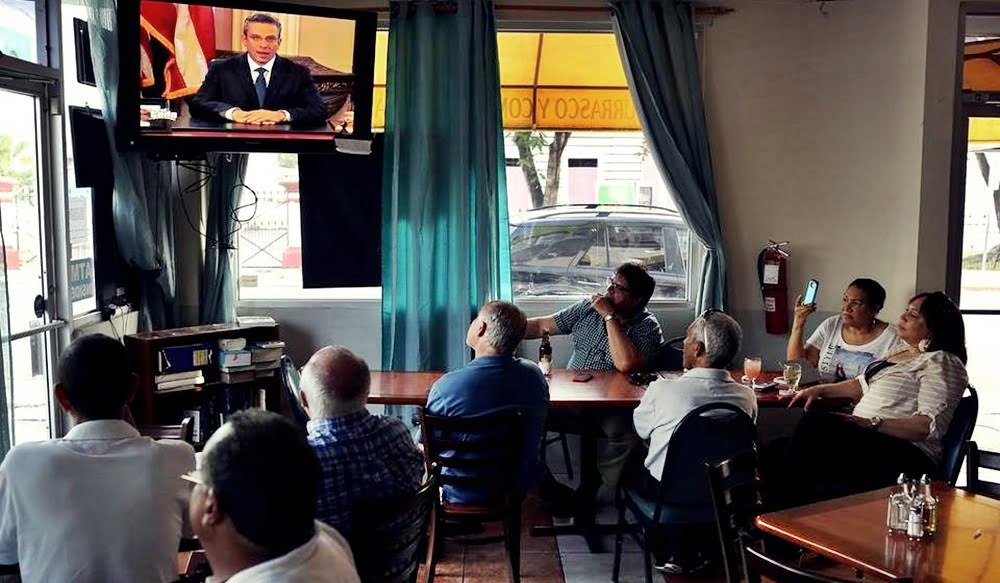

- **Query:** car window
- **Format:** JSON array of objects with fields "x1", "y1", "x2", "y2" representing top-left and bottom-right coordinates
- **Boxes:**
[
  {"x1": 663, "y1": 226, "x2": 688, "y2": 277},
  {"x1": 608, "y1": 223, "x2": 669, "y2": 272},
  {"x1": 510, "y1": 222, "x2": 607, "y2": 268}
]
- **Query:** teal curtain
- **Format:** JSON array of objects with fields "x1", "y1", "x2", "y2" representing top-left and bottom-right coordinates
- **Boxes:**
[
  {"x1": 200, "y1": 153, "x2": 249, "y2": 324},
  {"x1": 611, "y1": 0, "x2": 727, "y2": 312},
  {"x1": 85, "y1": 0, "x2": 179, "y2": 330},
  {"x1": 381, "y1": 0, "x2": 511, "y2": 373}
]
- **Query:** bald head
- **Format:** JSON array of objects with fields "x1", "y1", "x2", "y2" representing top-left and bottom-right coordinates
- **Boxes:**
[{"x1": 298, "y1": 346, "x2": 371, "y2": 419}]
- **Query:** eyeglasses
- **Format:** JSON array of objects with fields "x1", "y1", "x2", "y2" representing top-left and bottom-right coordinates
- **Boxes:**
[
  {"x1": 606, "y1": 277, "x2": 632, "y2": 295},
  {"x1": 180, "y1": 470, "x2": 204, "y2": 486},
  {"x1": 697, "y1": 309, "x2": 724, "y2": 354}
]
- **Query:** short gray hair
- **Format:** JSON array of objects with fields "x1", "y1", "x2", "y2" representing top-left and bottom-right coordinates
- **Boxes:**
[
  {"x1": 690, "y1": 310, "x2": 742, "y2": 368},
  {"x1": 481, "y1": 300, "x2": 527, "y2": 354},
  {"x1": 243, "y1": 13, "x2": 282, "y2": 39},
  {"x1": 299, "y1": 346, "x2": 370, "y2": 418}
]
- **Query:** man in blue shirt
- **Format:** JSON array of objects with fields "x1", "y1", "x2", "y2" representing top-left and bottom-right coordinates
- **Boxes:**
[
  {"x1": 298, "y1": 346, "x2": 424, "y2": 542},
  {"x1": 425, "y1": 300, "x2": 550, "y2": 504}
]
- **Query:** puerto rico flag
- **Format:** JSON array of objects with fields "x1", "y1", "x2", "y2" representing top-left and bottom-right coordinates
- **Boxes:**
[{"x1": 140, "y1": 1, "x2": 216, "y2": 99}]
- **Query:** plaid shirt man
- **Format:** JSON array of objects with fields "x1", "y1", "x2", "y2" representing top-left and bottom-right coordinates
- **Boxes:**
[
  {"x1": 308, "y1": 411, "x2": 424, "y2": 542},
  {"x1": 553, "y1": 299, "x2": 663, "y2": 369}
]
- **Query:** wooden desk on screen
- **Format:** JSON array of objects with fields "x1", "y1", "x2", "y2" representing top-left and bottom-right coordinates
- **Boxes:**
[{"x1": 756, "y1": 485, "x2": 1000, "y2": 582}]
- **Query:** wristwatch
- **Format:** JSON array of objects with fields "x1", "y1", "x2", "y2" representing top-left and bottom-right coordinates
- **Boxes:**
[
  {"x1": 603, "y1": 313, "x2": 616, "y2": 322},
  {"x1": 870, "y1": 416, "x2": 883, "y2": 431}
]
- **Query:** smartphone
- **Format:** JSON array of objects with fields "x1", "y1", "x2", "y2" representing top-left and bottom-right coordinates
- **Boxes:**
[
  {"x1": 803, "y1": 279, "x2": 819, "y2": 305},
  {"x1": 572, "y1": 372, "x2": 593, "y2": 383}
]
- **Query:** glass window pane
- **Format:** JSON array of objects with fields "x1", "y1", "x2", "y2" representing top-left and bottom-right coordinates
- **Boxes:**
[
  {"x1": 10, "y1": 329, "x2": 51, "y2": 444},
  {"x1": 961, "y1": 145, "x2": 1000, "y2": 310},
  {"x1": 0, "y1": 0, "x2": 38, "y2": 64}
]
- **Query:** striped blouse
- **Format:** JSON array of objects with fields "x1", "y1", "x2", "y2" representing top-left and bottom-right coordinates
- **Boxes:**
[{"x1": 852, "y1": 350, "x2": 968, "y2": 464}]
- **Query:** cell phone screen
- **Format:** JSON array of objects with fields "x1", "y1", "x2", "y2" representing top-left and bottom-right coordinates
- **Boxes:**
[
  {"x1": 572, "y1": 373, "x2": 593, "y2": 382},
  {"x1": 803, "y1": 279, "x2": 819, "y2": 305}
]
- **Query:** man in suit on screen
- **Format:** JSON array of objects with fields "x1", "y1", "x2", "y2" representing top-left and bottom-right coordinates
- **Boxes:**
[{"x1": 188, "y1": 13, "x2": 327, "y2": 127}]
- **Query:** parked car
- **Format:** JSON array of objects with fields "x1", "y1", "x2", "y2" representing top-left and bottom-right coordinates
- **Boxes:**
[{"x1": 509, "y1": 205, "x2": 690, "y2": 299}]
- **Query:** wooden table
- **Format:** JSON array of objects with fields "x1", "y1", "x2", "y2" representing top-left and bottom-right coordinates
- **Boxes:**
[
  {"x1": 368, "y1": 369, "x2": 787, "y2": 408},
  {"x1": 370, "y1": 368, "x2": 786, "y2": 551},
  {"x1": 756, "y1": 485, "x2": 1000, "y2": 582}
]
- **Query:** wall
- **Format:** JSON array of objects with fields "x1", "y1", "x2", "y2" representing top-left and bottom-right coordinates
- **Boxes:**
[
  {"x1": 297, "y1": 18, "x2": 355, "y2": 72},
  {"x1": 231, "y1": 0, "x2": 968, "y2": 369},
  {"x1": 703, "y1": 0, "x2": 957, "y2": 363}
]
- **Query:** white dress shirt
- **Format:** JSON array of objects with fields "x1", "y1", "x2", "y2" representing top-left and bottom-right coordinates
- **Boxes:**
[
  {"x1": 224, "y1": 521, "x2": 360, "y2": 583},
  {"x1": 0, "y1": 419, "x2": 195, "y2": 583},
  {"x1": 223, "y1": 55, "x2": 291, "y2": 121},
  {"x1": 633, "y1": 367, "x2": 758, "y2": 480}
]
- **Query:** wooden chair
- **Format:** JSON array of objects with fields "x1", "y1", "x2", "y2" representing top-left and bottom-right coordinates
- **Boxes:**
[
  {"x1": 137, "y1": 416, "x2": 194, "y2": 444},
  {"x1": 705, "y1": 448, "x2": 856, "y2": 583},
  {"x1": 419, "y1": 408, "x2": 525, "y2": 583},
  {"x1": 351, "y1": 474, "x2": 439, "y2": 583},
  {"x1": 613, "y1": 402, "x2": 756, "y2": 583},
  {"x1": 967, "y1": 441, "x2": 1000, "y2": 499}
]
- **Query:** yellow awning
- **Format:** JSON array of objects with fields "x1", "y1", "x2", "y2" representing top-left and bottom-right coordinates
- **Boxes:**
[{"x1": 371, "y1": 31, "x2": 641, "y2": 131}]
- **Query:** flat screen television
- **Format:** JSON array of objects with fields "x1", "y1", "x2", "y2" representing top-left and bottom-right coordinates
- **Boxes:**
[{"x1": 116, "y1": 0, "x2": 376, "y2": 154}]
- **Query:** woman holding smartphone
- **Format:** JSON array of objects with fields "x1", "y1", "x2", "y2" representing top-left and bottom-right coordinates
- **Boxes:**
[{"x1": 786, "y1": 278, "x2": 905, "y2": 382}]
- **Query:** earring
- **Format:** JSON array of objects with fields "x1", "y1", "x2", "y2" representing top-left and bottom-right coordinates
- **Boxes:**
[{"x1": 918, "y1": 338, "x2": 930, "y2": 352}]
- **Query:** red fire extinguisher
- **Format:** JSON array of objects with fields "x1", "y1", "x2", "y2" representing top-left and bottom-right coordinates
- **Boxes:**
[{"x1": 757, "y1": 240, "x2": 790, "y2": 335}]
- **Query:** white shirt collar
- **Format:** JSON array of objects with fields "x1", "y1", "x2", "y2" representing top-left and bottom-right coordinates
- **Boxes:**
[
  {"x1": 247, "y1": 54, "x2": 277, "y2": 75},
  {"x1": 681, "y1": 367, "x2": 735, "y2": 382},
  {"x1": 63, "y1": 419, "x2": 141, "y2": 441}
]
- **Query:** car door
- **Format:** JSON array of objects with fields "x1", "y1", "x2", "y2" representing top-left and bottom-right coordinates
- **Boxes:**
[{"x1": 510, "y1": 221, "x2": 608, "y2": 296}]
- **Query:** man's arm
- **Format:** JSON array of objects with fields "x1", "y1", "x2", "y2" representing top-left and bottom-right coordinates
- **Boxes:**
[
  {"x1": 283, "y1": 66, "x2": 328, "y2": 126},
  {"x1": 605, "y1": 318, "x2": 649, "y2": 373},
  {"x1": 187, "y1": 63, "x2": 235, "y2": 120},
  {"x1": 525, "y1": 315, "x2": 560, "y2": 340}
]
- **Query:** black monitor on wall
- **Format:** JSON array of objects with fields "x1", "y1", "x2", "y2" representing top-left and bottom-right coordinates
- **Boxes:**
[{"x1": 116, "y1": 0, "x2": 376, "y2": 155}]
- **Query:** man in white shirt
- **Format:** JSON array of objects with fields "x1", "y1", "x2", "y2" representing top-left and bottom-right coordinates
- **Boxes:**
[
  {"x1": 631, "y1": 310, "x2": 756, "y2": 574},
  {"x1": 633, "y1": 309, "x2": 757, "y2": 484},
  {"x1": 188, "y1": 409, "x2": 360, "y2": 583},
  {"x1": 0, "y1": 334, "x2": 196, "y2": 583}
]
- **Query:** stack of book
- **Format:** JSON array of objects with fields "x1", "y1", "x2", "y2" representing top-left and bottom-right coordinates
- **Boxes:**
[
  {"x1": 154, "y1": 369, "x2": 205, "y2": 394},
  {"x1": 216, "y1": 337, "x2": 255, "y2": 384},
  {"x1": 251, "y1": 341, "x2": 285, "y2": 378}
]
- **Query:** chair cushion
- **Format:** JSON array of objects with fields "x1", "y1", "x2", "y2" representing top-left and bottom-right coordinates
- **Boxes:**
[{"x1": 623, "y1": 487, "x2": 715, "y2": 525}]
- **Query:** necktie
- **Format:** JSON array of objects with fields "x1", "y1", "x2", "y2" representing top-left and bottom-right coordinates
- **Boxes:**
[{"x1": 254, "y1": 67, "x2": 267, "y2": 108}]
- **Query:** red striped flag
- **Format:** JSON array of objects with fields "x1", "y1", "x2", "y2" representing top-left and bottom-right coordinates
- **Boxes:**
[{"x1": 139, "y1": 1, "x2": 216, "y2": 99}]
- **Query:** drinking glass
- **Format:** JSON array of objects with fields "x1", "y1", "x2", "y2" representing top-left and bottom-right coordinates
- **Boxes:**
[
  {"x1": 782, "y1": 362, "x2": 802, "y2": 396},
  {"x1": 744, "y1": 357, "x2": 762, "y2": 389}
]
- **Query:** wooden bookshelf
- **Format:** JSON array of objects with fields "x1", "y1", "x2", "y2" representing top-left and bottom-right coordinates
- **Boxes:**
[{"x1": 124, "y1": 323, "x2": 281, "y2": 425}]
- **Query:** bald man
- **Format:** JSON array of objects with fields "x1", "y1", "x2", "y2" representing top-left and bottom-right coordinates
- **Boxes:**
[{"x1": 298, "y1": 346, "x2": 424, "y2": 542}]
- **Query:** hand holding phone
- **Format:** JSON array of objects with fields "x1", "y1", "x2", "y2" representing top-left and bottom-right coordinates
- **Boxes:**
[
  {"x1": 802, "y1": 279, "x2": 819, "y2": 306},
  {"x1": 572, "y1": 372, "x2": 593, "y2": 382}
]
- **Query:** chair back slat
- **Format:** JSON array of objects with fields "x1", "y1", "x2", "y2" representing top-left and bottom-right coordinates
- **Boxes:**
[
  {"x1": 351, "y1": 474, "x2": 438, "y2": 583},
  {"x1": 279, "y1": 355, "x2": 309, "y2": 434},
  {"x1": 419, "y1": 408, "x2": 524, "y2": 502}
]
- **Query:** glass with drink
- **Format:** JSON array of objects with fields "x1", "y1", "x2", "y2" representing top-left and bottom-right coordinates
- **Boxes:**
[
  {"x1": 781, "y1": 362, "x2": 802, "y2": 396},
  {"x1": 743, "y1": 357, "x2": 762, "y2": 389}
]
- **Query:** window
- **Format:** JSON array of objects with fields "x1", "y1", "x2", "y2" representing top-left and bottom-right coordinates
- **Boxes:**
[
  {"x1": 497, "y1": 31, "x2": 694, "y2": 301},
  {"x1": 0, "y1": 0, "x2": 40, "y2": 64},
  {"x1": 236, "y1": 153, "x2": 379, "y2": 301}
]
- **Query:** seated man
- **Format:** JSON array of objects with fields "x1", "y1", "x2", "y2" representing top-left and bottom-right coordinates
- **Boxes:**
[
  {"x1": 298, "y1": 345, "x2": 424, "y2": 539},
  {"x1": 0, "y1": 334, "x2": 195, "y2": 583},
  {"x1": 631, "y1": 310, "x2": 756, "y2": 573},
  {"x1": 524, "y1": 262, "x2": 664, "y2": 500},
  {"x1": 188, "y1": 13, "x2": 327, "y2": 127},
  {"x1": 189, "y1": 410, "x2": 360, "y2": 582},
  {"x1": 426, "y1": 300, "x2": 550, "y2": 503}
]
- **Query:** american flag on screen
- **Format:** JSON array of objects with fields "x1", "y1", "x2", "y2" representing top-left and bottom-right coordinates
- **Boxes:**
[{"x1": 139, "y1": 1, "x2": 216, "y2": 99}]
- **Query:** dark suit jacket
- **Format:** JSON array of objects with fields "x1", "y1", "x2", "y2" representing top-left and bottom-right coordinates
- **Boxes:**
[{"x1": 188, "y1": 54, "x2": 327, "y2": 126}]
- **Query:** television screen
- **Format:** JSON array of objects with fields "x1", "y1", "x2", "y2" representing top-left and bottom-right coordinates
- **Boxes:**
[{"x1": 117, "y1": 0, "x2": 375, "y2": 154}]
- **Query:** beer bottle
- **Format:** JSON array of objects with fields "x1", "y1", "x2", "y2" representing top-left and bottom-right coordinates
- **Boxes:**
[{"x1": 539, "y1": 329, "x2": 553, "y2": 376}]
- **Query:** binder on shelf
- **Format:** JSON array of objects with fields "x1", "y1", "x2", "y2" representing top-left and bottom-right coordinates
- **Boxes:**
[
  {"x1": 154, "y1": 369, "x2": 203, "y2": 384},
  {"x1": 159, "y1": 344, "x2": 212, "y2": 373}
]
